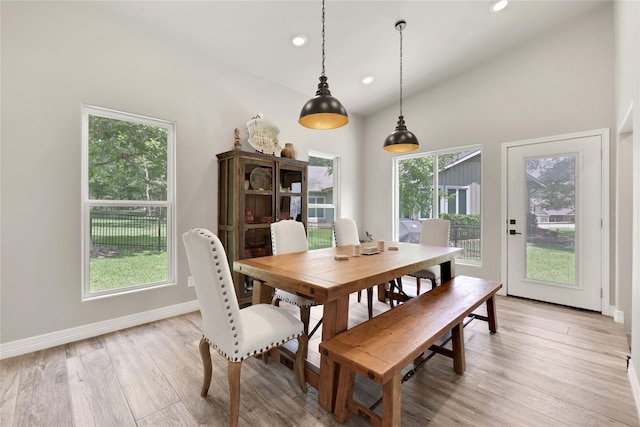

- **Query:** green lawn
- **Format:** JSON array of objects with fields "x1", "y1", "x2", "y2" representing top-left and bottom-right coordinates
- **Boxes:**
[
  {"x1": 90, "y1": 250, "x2": 167, "y2": 291},
  {"x1": 526, "y1": 228, "x2": 575, "y2": 285},
  {"x1": 308, "y1": 227, "x2": 333, "y2": 250}
]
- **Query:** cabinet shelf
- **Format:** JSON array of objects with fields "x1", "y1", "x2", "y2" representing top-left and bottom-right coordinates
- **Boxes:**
[{"x1": 217, "y1": 149, "x2": 308, "y2": 306}]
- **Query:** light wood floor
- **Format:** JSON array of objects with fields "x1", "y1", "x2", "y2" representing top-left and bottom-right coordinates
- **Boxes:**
[{"x1": 1, "y1": 281, "x2": 638, "y2": 426}]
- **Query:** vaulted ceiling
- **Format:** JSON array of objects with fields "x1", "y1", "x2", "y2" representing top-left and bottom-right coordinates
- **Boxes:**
[{"x1": 90, "y1": 1, "x2": 607, "y2": 116}]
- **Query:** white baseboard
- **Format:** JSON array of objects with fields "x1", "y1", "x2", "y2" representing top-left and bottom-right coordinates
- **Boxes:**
[
  {"x1": 629, "y1": 360, "x2": 640, "y2": 422},
  {"x1": 0, "y1": 300, "x2": 200, "y2": 360},
  {"x1": 611, "y1": 305, "x2": 625, "y2": 323}
]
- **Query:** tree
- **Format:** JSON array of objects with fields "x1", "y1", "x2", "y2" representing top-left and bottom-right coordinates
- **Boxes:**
[
  {"x1": 398, "y1": 157, "x2": 433, "y2": 219},
  {"x1": 88, "y1": 116, "x2": 168, "y2": 202},
  {"x1": 398, "y1": 153, "x2": 459, "y2": 219},
  {"x1": 526, "y1": 155, "x2": 575, "y2": 212},
  {"x1": 308, "y1": 156, "x2": 333, "y2": 176}
]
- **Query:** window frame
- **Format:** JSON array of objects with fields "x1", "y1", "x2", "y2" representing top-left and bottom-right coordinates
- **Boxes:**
[
  {"x1": 81, "y1": 105, "x2": 177, "y2": 300},
  {"x1": 392, "y1": 145, "x2": 482, "y2": 266}
]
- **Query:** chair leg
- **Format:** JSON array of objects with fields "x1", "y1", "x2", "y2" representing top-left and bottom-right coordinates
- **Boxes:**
[
  {"x1": 295, "y1": 334, "x2": 308, "y2": 393},
  {"x1": 416, "y1": 277, "x2": 421, "y2": 295},
  {"x1": 366, "y1": 287, "x2": 374, "y2": 319},
  {"x1": 199, "y1": 337, "x2": 212, "y2": 397},
  {"x1": 430, "y1": 277, "x2": 437, "y2": 290},
  {"x1": 299, "y1": 306, "x2": 310, "y2": 336},
  {"x1": 357, "y1": 290, "x2": 362, "y2": 302},
  {"x1": 228, "y1": 361, "x2": 242, "y2": 427}
]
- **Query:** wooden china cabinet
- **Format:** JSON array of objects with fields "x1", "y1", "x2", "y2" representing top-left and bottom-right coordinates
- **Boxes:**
[{"x1": 216, "y1": 149, "x2": 308, "y2": 306}]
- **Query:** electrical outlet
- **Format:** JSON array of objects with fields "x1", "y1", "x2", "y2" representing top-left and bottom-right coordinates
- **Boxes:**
[{"x1": 188, "y1": 276, "x2": 195, "y2": 287}]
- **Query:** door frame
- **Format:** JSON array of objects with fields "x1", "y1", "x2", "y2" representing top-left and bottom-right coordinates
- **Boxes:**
[{"x1": 501, "y1": 128, "x2": 610, "y2": 315}]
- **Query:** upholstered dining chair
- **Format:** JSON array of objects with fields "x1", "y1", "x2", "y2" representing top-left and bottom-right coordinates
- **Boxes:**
[
  {"x1": 409, "y1": 218, "x2": 451, "y2": 295},
  {"x1": 270, "y1": 220, "x2": 322, "y2": 342},
  {"x1": 333, "y1": 218, "x2": 374, "y2": 319},
  {"x1": 182, "y1": 228, "x2": 307, "y2": 427}
]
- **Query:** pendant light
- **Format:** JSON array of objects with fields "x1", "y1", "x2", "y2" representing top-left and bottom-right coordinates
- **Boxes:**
[
  {"x1": 299, "y1": 0, "x2": 349, "y2": 130},
  {"x1": 383, "y1": 20, "x2": 419, "y2": 152}
]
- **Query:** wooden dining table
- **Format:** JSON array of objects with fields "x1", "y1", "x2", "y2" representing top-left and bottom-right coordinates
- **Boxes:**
[{"x1": 233, "y1": 241, "x2": 464, "y2": 413}]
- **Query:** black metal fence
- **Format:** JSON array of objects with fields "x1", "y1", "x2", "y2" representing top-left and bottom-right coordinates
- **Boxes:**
[
  {"x1": 450, "y1": 223, "x2": 480, "y2": 261},
  {"x1": 90, "y1": 210, "x2": 166, "y2": 252}
]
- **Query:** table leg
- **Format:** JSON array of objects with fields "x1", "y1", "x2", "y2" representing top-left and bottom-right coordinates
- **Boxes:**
[
  {"x1": 440, "y1": 260, "x2": 455, "y2": 283},
  {"x1": 251, "y1": 280, "x2": 273, "y2": 305},
  {"x1": 318, "y1": 296, "x2": 349, "y2": 412},
  {"x1": 486, "y1": 295, "x2": 498, "y2": 333}
]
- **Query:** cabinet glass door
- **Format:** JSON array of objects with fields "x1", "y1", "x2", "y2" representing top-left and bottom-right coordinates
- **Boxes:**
[{"x1": 278, "y1": 168, "x2": 304, "y2": 222}]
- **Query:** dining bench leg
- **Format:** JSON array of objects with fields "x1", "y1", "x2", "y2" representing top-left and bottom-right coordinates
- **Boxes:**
[
  {"x1": 451, "y1": 321, "x2": 465, "y2": 374},
  {"x1": 334, "y1": 368, "x2": 355, "y2": 423},
  {"x1": 382, "y1": 374, "x2": 402, "y2": 427}
]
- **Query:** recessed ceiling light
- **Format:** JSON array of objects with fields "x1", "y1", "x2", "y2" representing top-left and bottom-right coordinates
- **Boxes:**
[
  {"x1": 490, "y1": 0, "x2": 509, "y2": 12},
  {"x1": 362, "y1": 75, "x2": 375, "y2": 85},
  {"x1": 290, "y1": 35, "x2": 307, "y2": 47}
]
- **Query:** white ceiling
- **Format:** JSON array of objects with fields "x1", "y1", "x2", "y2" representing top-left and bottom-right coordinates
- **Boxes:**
[{"x1": 90, "y1": 0, "x2": 607, "y2": 117}]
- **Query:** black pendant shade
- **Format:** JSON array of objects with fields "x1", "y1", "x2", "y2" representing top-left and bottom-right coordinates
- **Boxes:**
[
  {"x1": 299, "y1": 0, "x2": 348, "y2": 130},
  {"x1": 384, "y1": 20, "x2": 419, "y2": 152},
  {"x1": 299, "y1": 76, "x2": 349, "y2": 129},
  {"x1": 383, "y1": 116, "x2": 420, "y2": 152}
]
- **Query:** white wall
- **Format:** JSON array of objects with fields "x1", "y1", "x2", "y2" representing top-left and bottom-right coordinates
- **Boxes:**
[
  {"x1": 615, "y1": 1, "x2": 639, "y2": 335},
  {"x1": 362, "y1": 5, "x2": 615, "y2": 284},
  {"x1": 614, "y1": 0, "x2": 640, "y2": 408},
  {"x1": 0, "y1": 2, "x2": 363, "y2": 346}
]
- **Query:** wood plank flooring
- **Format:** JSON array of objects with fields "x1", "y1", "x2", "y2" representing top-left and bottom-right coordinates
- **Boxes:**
[{"x1": 1, "y1": 280, "x2": 638, "y2": 426}]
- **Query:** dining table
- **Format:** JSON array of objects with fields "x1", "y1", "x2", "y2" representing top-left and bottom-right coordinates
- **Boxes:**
[{"x1": 233, "y1": 241, "x2": 464, "y2": 413}]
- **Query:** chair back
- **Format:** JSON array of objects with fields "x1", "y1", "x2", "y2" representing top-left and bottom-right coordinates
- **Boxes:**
[
  {"x1": 333, "y1": 218, "x2": 360, "y2": 246},
  {"x1": 418, "y1": 218, "x2": 450, "y2": 246},
  {"x1": 270, "y1": 220, "x2": 308, "y2": 255},
  {"x1": 182, "y1": 228, "x2": 243, "y2": 357}
]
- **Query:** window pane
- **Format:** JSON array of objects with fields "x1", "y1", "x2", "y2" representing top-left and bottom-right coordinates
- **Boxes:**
[
  {"x1": 525, "y1": 155, "x2": 576, "y2": 285},
  {"x1": 459, "y1": 189, "x2": 467, "y2": 214},
  {"x1": 438, "y1": 150, "x2": 481, "y2": 262},
  {"x1": 88, "y1": 115, "x2": 168, "y2": 201},
  {"x1": 397, "y1": 149, "x2": 481, "y2": 263},
  {"x1": 89, "y1": 206, "x2": 167, "y2": 292},
  {"x1": 447, "y1": 189, "x2": 456, "y2": 213},
  {"x1": 398, "y1": 156, "x2": 435, "y2": 222},
  {"x1": 308, "y1": 154, "x2": 336, "y2": 250}
]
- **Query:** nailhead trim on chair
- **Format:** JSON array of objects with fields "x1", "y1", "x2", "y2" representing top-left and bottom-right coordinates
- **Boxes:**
[
  {"x1": 274, "y1": 292, "x2": 318, "y2": 308},
  {"x1": 195, "y1": 228, "x2": 304, "y2": 362},
  {"x1": 203, "y1": 334, "x2": 303, "y2": 362}
]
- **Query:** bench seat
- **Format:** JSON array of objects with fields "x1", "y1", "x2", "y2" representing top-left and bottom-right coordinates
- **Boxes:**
[{"x1": 319, "y1": 275, "x2": 502, "y2": 427}]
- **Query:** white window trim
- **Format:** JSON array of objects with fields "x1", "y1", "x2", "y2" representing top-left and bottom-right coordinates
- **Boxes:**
[{"x1": 81, "y1": 105, "x2": 177, "y2": 300}]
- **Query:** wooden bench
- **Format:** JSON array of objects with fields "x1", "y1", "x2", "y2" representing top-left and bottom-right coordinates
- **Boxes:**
[{"x1": 318, "y1": 275, "x2": 502, "y2": 427}]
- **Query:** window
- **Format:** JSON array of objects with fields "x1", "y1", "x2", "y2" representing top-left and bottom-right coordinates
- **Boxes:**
[
  {"x1": 441, "y1": 187, "x2": 468, "y2": 214},
  {"x1": 81, "y1": 105, "x2": 176, "y2": 299},
  {"x1": 308, "y1": 196, "x2": 326, "y2": 219},
  {"x1": 394, "y1": 147, "x2": 481, "y2": 264},
  {"x1": 308, "y1": 152, "x2": 339, "y2": 249}
]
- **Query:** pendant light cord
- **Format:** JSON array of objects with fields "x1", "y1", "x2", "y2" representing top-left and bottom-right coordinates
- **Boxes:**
[
  {"x1": 321, "y1": 0, "x2": 326, "y2": 77},
  {"x1": 399, "y1": 24, "x2": 403, "y2": 117}
]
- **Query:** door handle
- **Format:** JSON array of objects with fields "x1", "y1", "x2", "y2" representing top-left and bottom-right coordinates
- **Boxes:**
[{"x1": 509, "y1": 229, "x2": 522, "y2": 235}]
